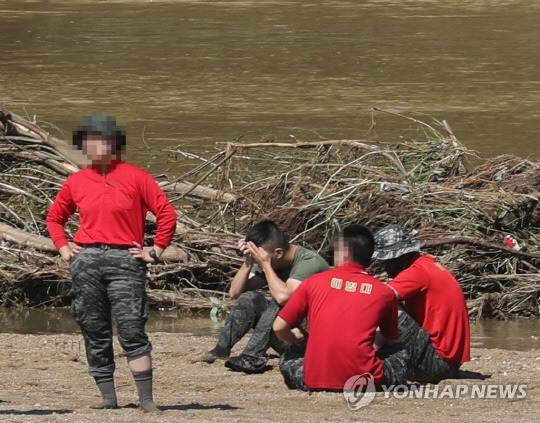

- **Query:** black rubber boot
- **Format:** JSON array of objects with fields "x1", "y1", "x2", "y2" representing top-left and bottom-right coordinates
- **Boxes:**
[{"x1": 225, "y1": 354, "x2": 269, "y2": 374}]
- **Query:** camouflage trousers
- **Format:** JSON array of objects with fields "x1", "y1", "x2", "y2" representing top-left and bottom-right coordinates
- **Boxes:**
[
  {"x1": 279, "y1": 343, "x2": 410, "y2": 392},
  {"x1": 215, "y1": 291, "x2": 289, "y2": 358},
  {"x1": 396, "y1": 310, "x2": 460, "y2": 383},
  {"x1": 69, "y1": 245, "x2": 152, "y2": 377}
]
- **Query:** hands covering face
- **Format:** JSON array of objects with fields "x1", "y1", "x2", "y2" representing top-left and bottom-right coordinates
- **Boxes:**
[{"x1": 238, "y1": 239, "x2": 272, "y2": 269}]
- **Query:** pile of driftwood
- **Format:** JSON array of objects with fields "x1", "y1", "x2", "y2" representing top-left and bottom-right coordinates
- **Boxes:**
[{"x1": 0, "y1": 108, "x2": 538, "y2": 318}]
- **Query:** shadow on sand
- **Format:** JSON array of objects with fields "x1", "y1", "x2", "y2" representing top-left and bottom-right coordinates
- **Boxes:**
[
  {"x1": 0, "y1": 409, "x2": 71, "y2": 416},
  {"x1": 458, "y1": 370, "x2": 491, "y2": 380},
  {"x1": 121, "y1": 402, "x2": 241, "y2": 412}
]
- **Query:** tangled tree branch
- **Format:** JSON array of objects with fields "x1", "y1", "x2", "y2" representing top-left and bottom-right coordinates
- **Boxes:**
[{"x1": 1, "y1": 108, "x2": 538, "y2": 318}]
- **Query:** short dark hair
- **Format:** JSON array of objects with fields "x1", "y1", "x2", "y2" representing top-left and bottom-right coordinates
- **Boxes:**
[
  {"x1": 245, "y1": 220, "x2": 290, "y2": 251},
  {"x1": 341, "y1": 224, "x2": 374, "y2": 267}
]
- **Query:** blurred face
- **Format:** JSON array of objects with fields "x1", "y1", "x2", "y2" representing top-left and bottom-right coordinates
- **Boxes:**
[
  {"x1": 82, "y1": 134, "x2": 115, "y2": 164},
  {"x1": 333, "y1": 238, "x2": 349, "y2": 267}
]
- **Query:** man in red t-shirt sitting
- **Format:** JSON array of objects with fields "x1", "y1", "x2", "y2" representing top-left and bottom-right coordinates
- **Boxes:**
[
  {"x1": 273, "y1": 224, "x2": 409, "y2": 391},
  {"x1": 373, "y1": 224, "x2": 471, "y2": 383}
]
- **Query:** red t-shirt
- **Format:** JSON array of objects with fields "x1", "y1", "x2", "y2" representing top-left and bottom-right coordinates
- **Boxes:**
[
  {"x1": 46, "y1": 160, "x2": 177, "y2": 249},
  {"x1": 278, "y1": 262, "x2": 398, "y2": 390},
  {"x1": 388, "y1": 254, "x2": 470, "y2": 364}
]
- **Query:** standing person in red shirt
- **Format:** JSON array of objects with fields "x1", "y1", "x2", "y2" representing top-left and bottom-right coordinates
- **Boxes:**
[
  {"x1": 372, "y1": 224, "x2": 471, "y2": 383},
  {"x1": 46, "y1": 114, "x2": 177, "y2": 413},
  {"x1": 273, "y1": 224, "x2": 409, "y2": 391}
]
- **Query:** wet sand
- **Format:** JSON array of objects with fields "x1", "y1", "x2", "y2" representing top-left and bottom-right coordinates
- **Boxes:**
[{"x1": 0, "y1": 333, "x2": 538, "y2": 422}]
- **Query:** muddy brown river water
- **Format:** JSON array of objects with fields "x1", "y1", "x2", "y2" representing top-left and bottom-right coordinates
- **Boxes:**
[
  {"x1": 0, "y1": 308, "x2": 538, "y2": 351},
  {"x1": 1, "y1": 0, "x2": 539, "y2": 175}
]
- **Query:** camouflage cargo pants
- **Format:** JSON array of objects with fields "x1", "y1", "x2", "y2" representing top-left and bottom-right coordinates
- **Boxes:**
[
  {"x1": 215, "y1": 291, "x2": 289, "y2": 357},
  {"x1": 396, "y1": 310, "x2": 460, "y2": 383},
  {"x1": 69, "y1": 246, "x2": 152, "y2": 377},
  {"x1": 279, "y1": 343, "x2": 409, "y2": 392}
]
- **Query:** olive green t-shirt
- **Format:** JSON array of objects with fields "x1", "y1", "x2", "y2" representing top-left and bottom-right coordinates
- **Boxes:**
[{"x1": 252, "y1": 245, "x2": 329, "y2": 283}]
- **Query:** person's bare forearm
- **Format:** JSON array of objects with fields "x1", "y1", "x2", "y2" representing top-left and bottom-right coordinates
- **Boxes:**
[
  {"x1": 273, "y1": 317, "x2": 294, "y2": 344},
  {"x1": 260, "y1": 264, "x2": 290, "y2": 305},
  {"x1": 153, "y1": 245, "x2": 165, "y2": 258},
  {"x1": 273, "y1": 317, "x2": 305, "y2": 347},
  {"x1": 276, "y1": 327, "x2": 298, "y2": 345},
  {"x1": 229, "y1": 262, "x2": 254, "y2": 298}
]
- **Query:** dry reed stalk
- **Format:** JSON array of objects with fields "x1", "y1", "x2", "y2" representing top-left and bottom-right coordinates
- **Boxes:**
[{"x1": 1, "y1": 108, "x2": 538, "y2": 317}]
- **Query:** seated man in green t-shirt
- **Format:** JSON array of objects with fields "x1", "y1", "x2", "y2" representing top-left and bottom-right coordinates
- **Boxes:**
[{"x1": 197, "y1": 220, "x2": 329, "y2": 374}]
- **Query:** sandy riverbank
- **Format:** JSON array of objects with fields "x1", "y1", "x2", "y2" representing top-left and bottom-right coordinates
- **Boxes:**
[{"x1": 0, "y1": 332, "x2": 538, "y2": 423}]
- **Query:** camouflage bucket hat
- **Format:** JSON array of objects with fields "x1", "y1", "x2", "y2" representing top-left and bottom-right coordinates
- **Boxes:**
[{"x1": 372, "y1": 224, "x2": 422, "y2": 260}]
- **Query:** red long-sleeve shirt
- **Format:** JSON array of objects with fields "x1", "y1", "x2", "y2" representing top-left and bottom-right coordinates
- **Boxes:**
[{"x1": 46, "y1": 160, "x2": 177, "y2": 250}]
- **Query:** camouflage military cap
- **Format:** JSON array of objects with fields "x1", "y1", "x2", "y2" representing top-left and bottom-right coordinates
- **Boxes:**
[{"x1": 372, "y1": 224, "x2": 422, "y2": 260}]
